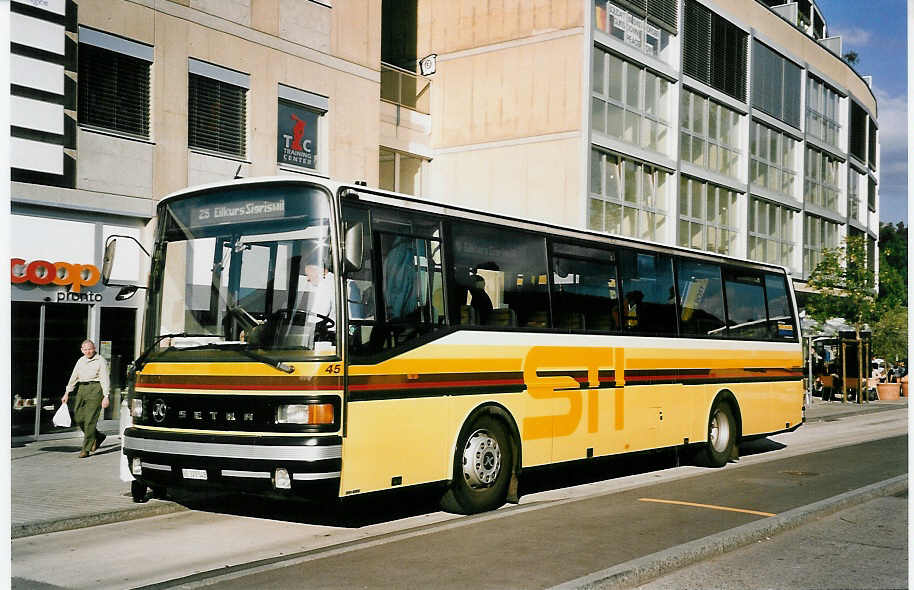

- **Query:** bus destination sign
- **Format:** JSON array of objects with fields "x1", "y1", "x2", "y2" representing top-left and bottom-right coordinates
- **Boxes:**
[{"x1": 191, "y1": 199, "x2": 286, "y2": 227}]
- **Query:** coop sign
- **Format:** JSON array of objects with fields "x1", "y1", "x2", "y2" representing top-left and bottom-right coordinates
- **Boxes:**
[{"x1": 11, "y1": 258, "x2": 103, "y2": 301}]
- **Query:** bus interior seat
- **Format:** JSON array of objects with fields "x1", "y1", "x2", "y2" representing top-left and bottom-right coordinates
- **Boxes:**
[
  {"x1": 557, "y1": 312, "x2": 586, "y2": 331},
  {"x1": 486, "y1": 307, "x2": 517, "y2": 327},
  {"x1": 527, "y1": 310, "x2": 548, "y2": 328}
]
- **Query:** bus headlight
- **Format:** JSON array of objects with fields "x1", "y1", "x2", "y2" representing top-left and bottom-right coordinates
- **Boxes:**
[
  {"x1": 275, "y1": 403, "x2": 334, "y2": 425},
  {"x1": 131, "y1": 398, "x2": 144, "y2": 419}
]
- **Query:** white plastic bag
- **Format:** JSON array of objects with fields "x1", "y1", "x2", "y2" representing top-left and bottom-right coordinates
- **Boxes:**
[{"x1": 53, "y1": 402, "x2": 71, "y2": 427}]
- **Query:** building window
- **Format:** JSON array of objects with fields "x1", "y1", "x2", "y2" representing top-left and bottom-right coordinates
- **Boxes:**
[
  {"x1": 749, "y1": 121, "x2": 798, "y2": 197},
  {"x1": 592, "y1": 48, "x2": 672, "y2": 155},
  {"x1": 680, "y1": 90, "x2": 741, "y2": 178},
  {"x1": 678, "y1": 176, "x2": 739, "y2": 254},
  {"x1": 380, "y1": 147, "x2": 428, "y2": 196},
  {"x1": 848, "y1": 167, "x2": 865, "y2": 223},
  {"x1": 589, "y1": 149, "x2": 669, "y2": 241},
  {"x1": 748, "y1": 197, "x2": 796, "y2": 268},
  {"x1": 849, "y1": 101, "x2": 867, "y2": 162},
  {"x1": 806, "y1": 76, "x2": 840, "y2": 149},
  {"x1": 277, "y1": 84, "x2": 328, "y2": 172},
  {"x1": 751, "y1": 41, "x2": 801, "y2": 128},
  {"x1": 803, "y1": 214, "x2": 838, "y2": 276},
  {"x1": 804, "y1": 147, "x2": 840, "y2": 212},
  {"x1": 77, "y1": 28, "x2": 152, "y2": 138},
  {"x1": 868, "y1": 119, "x2": 877, "y2": 170},
  {"x1": 867, "y1": 177, "x2": 876, "y2": 212},
  {"x1": 188, "y1": 59, "x2": 248, "y2": 158},
  {"x1": 683, "y1": 0, "x2": 747, "y2": 101},
  {"x1": 593, "y1": 0, "x2": 676, "y2": 60}
]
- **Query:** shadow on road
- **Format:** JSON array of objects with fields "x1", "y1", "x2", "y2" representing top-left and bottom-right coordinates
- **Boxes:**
[{"x1": 157, "y1": 437, "x2": 789, "y2": 528}]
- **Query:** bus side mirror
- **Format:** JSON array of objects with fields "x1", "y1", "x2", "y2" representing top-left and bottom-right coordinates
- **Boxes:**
[
  {"x1": 343, "y1": 223, "x2": 363, "y2": 273},
  {"x1": 102, "y1": 239, "x2": 117, "y2": 286},
  {"x1": 102, "y1": 234, "x2": 151, "y2": 289}
]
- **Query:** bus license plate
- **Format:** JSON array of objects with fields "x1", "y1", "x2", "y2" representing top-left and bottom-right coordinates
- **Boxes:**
[{"x1": 182, "y1": 468, "x2": 207, "y2": 480}]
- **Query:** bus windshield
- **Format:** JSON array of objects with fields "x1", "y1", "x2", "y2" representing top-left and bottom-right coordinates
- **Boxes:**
[{"x1": 146, "y1": 183, "x2": 338, "y2": 357}]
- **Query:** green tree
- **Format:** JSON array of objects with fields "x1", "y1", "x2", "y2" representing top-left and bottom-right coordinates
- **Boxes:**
[
  {"x1": 806, "y1": 235, "x2": 877, "y2": 336},
  {"x1": 872, "y1": 305, "x2": 907, "y2": 362},
  {"x1": 878, "y1": 221, "x2": 907, "y2": 310}
]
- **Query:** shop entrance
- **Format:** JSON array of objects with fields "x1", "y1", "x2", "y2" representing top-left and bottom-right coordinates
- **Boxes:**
[
  {"x1": 12, "y1": 302, "x2": 88, "y2": 438},
  {"x1": 100, "y1": 307, "x2": 137, "y2": 417}
]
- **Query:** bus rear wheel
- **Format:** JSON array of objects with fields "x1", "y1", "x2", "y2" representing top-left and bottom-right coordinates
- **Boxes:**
[
  {"x1": 441, "y1": 415, "x2": 512, "y2": 514},
  {"x1": 696, "y1": 402, "x2": 736, "y2": 467}
]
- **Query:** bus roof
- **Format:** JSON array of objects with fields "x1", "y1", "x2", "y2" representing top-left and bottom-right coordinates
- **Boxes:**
[{"x1": 158, "y1": 175, "x2": 793, "y2": 277}]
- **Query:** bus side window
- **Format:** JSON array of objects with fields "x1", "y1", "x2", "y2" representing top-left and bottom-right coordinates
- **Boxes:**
[
  {"x1": 764, "y1": 273, "x2": 796, "y2": 341},
  {"x1": 450, "y1": 222, "x2": 548, "y2": 329},
  {"x1": 676, "y1": 259, "x2": 726, "y2": 338},
  {"x1": 341, "y1": 206, "x2": 376, "y2": 354},
  {"x1": 618, "y1": 250, "x2": 677, "y2": 336},
  {"x1": 723, "y1": 270, "x2": 767, "y2": 340},
  {"x1": 550, "y1": 242, "x2": 619, "y2": 333}
]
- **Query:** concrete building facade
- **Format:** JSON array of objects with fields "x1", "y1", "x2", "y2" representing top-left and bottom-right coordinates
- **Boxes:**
[{"x1": 9, "y1": 0, "x2": 879, "y2": 438}]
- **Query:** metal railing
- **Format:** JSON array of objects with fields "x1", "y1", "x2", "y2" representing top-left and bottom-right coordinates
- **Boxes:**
[{"x1": 381, "y1": 62, "x2": 431, "y2": 115}]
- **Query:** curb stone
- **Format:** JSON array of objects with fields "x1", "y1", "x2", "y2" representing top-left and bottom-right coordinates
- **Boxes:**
[{"x1": 12, "y1": 501, "x2": 188, "y2": 539}]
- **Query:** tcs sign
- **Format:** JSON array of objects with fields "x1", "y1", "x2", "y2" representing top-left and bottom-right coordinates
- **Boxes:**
[{"x1": 10, "y1": 258, "x2": 101, "y2": 293}]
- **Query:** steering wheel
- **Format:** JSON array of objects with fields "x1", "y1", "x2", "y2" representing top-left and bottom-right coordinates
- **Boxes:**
[{"x1": 265, "y1": 308, "x2": 335, "y2": 346}]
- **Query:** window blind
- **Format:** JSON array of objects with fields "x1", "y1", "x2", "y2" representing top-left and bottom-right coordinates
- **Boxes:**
[
  {"x1": 849, "y1": 102, "x2": 866, "y2": 162},
  {"x1": 683, "y1": 0, "x2": 746, "y2": 101},
  {"x1": 647, "y1": 0, "x2": 678, "y2": 31},
  {"x1": 751, "y1": 41, "x2": 801, "y2": 127},
  {"x1": 188, "y1": 73, "x2": 247, "y2": 157},
  {"x1": 867, "y1": 119, "x2": 877, "y2": 168},
  {"x1": 78, "y1": 43, "x2": 150, "y2": 137}
]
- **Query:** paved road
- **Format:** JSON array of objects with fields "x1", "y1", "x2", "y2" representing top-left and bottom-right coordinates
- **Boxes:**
[
  {"x1": 633, "y1": 491, "x2": 908, "y2": 590},
  {"x1": 11, "y1": 408, "x2": 906, "y2": 590}
]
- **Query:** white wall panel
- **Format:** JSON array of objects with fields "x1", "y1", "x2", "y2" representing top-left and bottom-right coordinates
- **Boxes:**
[
  {"x1": 11, "y1": 55, "x2": 65, "y2": 95},
  {"x1": 11, "y1": 96, "x2": 64, "y2": 134},
  {"x1": 11, "y1": 13, "x2": 65, "y2": 55},
  {"x1": 10, "y1": 137, "x2": 64, "y2": 175},
  {"x1": 11, "y1": 215, "x2": 96, "y2": 263}
]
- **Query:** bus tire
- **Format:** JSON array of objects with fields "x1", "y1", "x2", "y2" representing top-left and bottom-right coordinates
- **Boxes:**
[
  {"x1": 131, "y1": 480, "x2": 149, "y2": 503},
  {"x1": 441, "y1": 415, "x2": 513, "y2": 515},
  {"x1": 697, "y1": 402, "x2": 736, "y2": 468}
]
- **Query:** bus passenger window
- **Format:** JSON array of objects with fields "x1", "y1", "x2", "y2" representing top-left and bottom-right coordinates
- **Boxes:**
[
  {"x1": 618, "y1": 250, "x2": 677, "y2": 336},
  {"x1": 550, "y1": 243, "x2": 619, "y2": 332},
  {"x1": 764, "y1": 273, "x2": 796, "y2": 341},
  {"x1": 723, "y1": 270, "x2": 767, "y2": 339},
  {"x1": 676, "y1": 259, "x2": 726, "y2": 338},
  {"x1": 451, "y1": 223, "x2": 548, "y2": 329}
]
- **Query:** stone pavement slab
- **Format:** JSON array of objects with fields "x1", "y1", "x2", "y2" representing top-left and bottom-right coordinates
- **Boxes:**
[{"x1": 11, "y1": 423, "x2": 184, "y2": 538}]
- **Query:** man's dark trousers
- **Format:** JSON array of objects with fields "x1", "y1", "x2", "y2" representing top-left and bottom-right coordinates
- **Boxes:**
[{"x1": 74, "y1": 382, "x2": 103, "y2": 454}]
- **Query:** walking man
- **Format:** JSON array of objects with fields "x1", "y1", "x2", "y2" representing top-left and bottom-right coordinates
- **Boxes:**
[{"x1": 61, "y1": 339, "x2": 110, "y2": 458}]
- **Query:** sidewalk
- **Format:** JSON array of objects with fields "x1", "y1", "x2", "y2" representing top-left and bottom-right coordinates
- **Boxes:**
[{"x1": 10, "y1": 398, "x2": 908, "y2": 539}]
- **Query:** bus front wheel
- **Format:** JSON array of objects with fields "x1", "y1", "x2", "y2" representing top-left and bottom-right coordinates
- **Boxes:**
[
  {"x1": 441, "y1": 415, "x2": 513, "y2": 514},
  {"x1": 697, "y1": 402, "x2": 737, "y2": 467}
]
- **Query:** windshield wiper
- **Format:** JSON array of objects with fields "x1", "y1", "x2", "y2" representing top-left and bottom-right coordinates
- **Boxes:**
[
  {"x1": 177, "y1": 342, "x2": 295, "y2": 374},
  {"x1": 134, "y1": 332, "x2": 215, "y2": 371}
]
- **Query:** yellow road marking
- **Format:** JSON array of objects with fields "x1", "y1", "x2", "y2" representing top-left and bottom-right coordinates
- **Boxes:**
[{"x1": 638, "y1": 498, "x2": 776, "y2": 517}]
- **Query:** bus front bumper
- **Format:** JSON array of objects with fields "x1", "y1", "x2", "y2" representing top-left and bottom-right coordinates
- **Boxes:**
[{"x1": 123, "y1": 427, "x2": 341, "y2": 494}]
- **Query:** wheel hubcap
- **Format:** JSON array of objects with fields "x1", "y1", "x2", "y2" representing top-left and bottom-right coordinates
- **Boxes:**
[
  {"x1": 461, "y1": 429, "x2": 502, "y2": 489},
  {"x1": 710, "y1": 409, "x2": 730, "y2": 453}
]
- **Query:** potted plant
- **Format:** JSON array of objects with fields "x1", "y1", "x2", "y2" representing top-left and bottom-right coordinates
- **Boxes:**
[{"x1": 877, "y1": 381, "x2": 901, "y2": 400}]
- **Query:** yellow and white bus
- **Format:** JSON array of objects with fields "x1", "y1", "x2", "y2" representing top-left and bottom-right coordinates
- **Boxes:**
[{"x1": 112, "y1": 177, "x2": 803, "y2": 513}]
